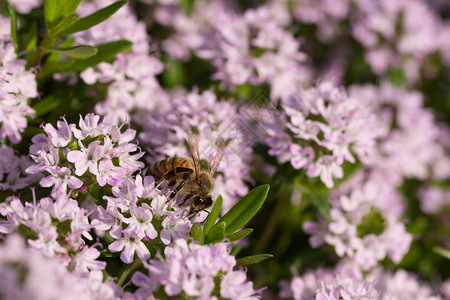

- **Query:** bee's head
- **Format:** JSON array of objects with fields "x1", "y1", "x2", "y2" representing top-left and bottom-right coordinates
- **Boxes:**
[
  {"x1": 196, "y1": 171, "x2": 213, "y2": 194},
  {"x1": 188, "y1": 195, "x2": 213, "y2": 220}
]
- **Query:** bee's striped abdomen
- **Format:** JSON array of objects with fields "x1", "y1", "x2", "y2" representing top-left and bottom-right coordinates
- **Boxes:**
[{"x1": 148, "y1": 157, "x2": 193, "y2": 181}]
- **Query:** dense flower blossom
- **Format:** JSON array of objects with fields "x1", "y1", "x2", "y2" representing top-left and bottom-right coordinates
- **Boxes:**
[
  {"x1": 351, "y1": 0, "x2": 444, "y2": 82},
  {"x1": 0, "y1": 37, "x2": 37, "y2": 144},
  {"x1": 153, "y1": 0, "x2": 311, "y2": 101},
  {"x1": 279, "y1": 261, "x2": 380, "y2": 300},
  {"x1": 26, "y1": 113, "x2": 144, "y2": 197},
  {"x1": 1, "y1": 1, "x2": 449, "y2": 298},
  {"x1": 0, "y1": 234, "x2": 120, "y2": 300},
  {"x1": 279, "y1": 261, "x2": 443, "y2": 300},
  {"x1": 137, "y1": 89, "x2": 253, "y2": 212},
  {"x1": 0, "y1": 192, "x2": 92, "y2": 252},
  {"x1": 75, "y1": 0, "x2": 166, "y2": 124},
  {"x1": 0, "y1": 145, "x2": 40, "y2": 191},
  {"x1": 265, "y1": 81, "x2": 382, "y2": 188},
  {"x1": 132, "y1": 239, "x2": 260, "y2": 299},
  {"x1": 349, "y1": 83, "x2": 450, "y2": 184},
  {"x1": 287, "y1": 0, "x2": 351, "y2": 42},
  {"x1": 418, "y1": 186, "x2": 450, "y2": 214},
  {"x1": 304, "y1": 170, "x2": 412, "y2": 270}
]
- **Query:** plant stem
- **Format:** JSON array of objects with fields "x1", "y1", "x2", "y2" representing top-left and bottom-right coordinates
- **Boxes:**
[{"x1": 116, "y1": 258, "x2": 142, "y2": 286}]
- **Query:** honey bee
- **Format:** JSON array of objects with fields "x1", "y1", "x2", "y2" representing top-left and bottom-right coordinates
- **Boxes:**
[{"x1": 148, "y1": 132, "x2": 226, "y2": 219}]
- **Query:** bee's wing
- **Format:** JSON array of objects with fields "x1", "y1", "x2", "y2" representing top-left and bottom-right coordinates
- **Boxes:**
[
  {"x1": 209, "y1": 138, "x2": 227, "y2": 176},
  {"x1": 187, "y1": 132, "x2": 201, "y2": 180}
]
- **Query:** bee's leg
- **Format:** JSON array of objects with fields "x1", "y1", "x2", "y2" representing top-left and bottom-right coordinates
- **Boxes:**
[
  {"x1": 168, "y1": 180, "x2": 186, "y2": 200},
  {"x1": 180, "y1": 193, "x2": 193, "y2": 206},
  {"x1": 165, "y1": 168, "x2": 194, "y2": 204}
]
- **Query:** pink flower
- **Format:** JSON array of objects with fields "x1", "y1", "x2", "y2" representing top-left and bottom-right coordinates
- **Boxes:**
[
  {"x1": 70, "y1": 246, "x2": 106, "y2": 275},
  {"x1": 43, "y1": 117, "x2": 75, "y2": 147},
  {"x1": 122, "y1": 202, "x2": 157, "y2": 240},
  {"x1": 108, "y1": 235, "x2": 150, "y2": 264},
  {"x1": 39, "y1": 166, "x2": 83, "y2": 196},
  {"x1": 96, "y1": 158, "x2": 127, "y2": 187},
  {"x1": 67, "y1": 140, "x2": 104, "y2": 176}
]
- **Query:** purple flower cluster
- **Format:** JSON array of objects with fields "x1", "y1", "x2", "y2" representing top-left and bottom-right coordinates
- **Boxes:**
[
  {"x1": 275, "y1": 0, "x2": 450, "y2": 83},
  {"x1": 75, "y1": 0, "x2": 166, "y2": 124},
  {"x1": 352, "y1": 0, "x2": 444, "y2": 82},
  {"x1": 265, "y1": 81, "x2": 381, "y2": 188},
  {"x1": 0, "y1": 145, "x2": 39, "y2": 191},
  {"x1": 0, "y1": 192, "x2": 92, "y2": 255},
  {"x1": 137, "y1": 89, "x2": 253, "y2": 212},
  {"x1": 289, "y1": 0, "x2": 351, "y2": 41},
  {"x1": 279, "y1": 260, "x2": 443, "y2": 300},
  {"x1": 349, "y1": 83, "x2": 450, "y2": 184},
  {"x1": 0, "y1": 234, "x2": 119, "y2": 300},
  {"x1": 132, "y1": 239, "x2": 260, "y2": 299},
  {"x1": 0, "y1": 37, "x2": 37, "y2": 144},
  {"x1": 26, "y1": 113, "x2": 144, "y2": 198},
  {"x1": 304, "y1": 170, "x2": 412, "y2": 270},
  {"x1": 154, "y1": 1, "x2": 311, "y2": 101}
]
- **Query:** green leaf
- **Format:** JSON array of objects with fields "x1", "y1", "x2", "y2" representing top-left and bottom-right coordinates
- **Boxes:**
[
  {"x1": 42, "y1": 45, "x2": 98, "y2": 59},
  {"x1": 32, "y1": 95, "x2": 62, "y2": 117},
  {"x1": 26, "y1": 22, "x2": 38, "y2": 52},
  {"x1": 67, "y1": 40, "x2": 132, "y2": 71},
  {"x1": 203, "y1": 195, "x2": 222, "y2": 236},
  {"x1": 58, "y1": 1, "x2": 128, "y2": 37},
  {"x1": 51, "y1": 14, "x2": 80, "y2": 37},
  {"x1": 226, "y1": 228, "x2": 253, "y2": 243},
  {"x1": 180, "y1": 0, "x2": 196, "y2": 15},
  {"x1": 38, "y1": 40, "x2": 132, "y2": 77},
  {"x1": 230, "y1": 244, "x2": 242, "y2": 256},
  {"x1": 7, "y1": 4, "x2": 18, "y2": 48},
  {"x1": 433, "y1": 247, "x2": 450, "y2": 260},
  {"x1": 219, "y1": 184, "x2": 269, "y2": 235},
  {"x1": 190, "y1": 223, "x2": 204, "y2": 245},
  {"x1": 45, "y1": 0, "x2": 82, "y2": 29},
  {"x1": 236, "y1": 254, "x2": 273, "y2": 266},
  {"x1": 44, "y1": 0, "x2": 58, "y2": 28},
  {"x1": 204, "y1": 221, "x2": 226, "y2": 244},
  {"x1": 307, "y1": 191, "x2": 331, "y2": 220},
  {"x1": 58, "y1": 0, "x2": 83, "y2": 22}
]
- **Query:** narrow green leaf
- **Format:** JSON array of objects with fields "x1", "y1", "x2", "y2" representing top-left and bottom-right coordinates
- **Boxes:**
[
  {"x1": 219, "y1": 185, "x2": 269, "y2": 235},
  {"x1": 65, "y1": 40, "x2": 132, "y2": 71},
  {"x1": 433, "y1": 247, "x2": 450, "y2": 260},
  {"x1": 203, "y1": 195, "x2": 222, "y2": 236},
  {"x1": 26, "y1": 22, "x2": 38, "y2": 52},
  {"x1": 32, "y1": 95, "x2": 61, "y2": 117},
  {"x1": 226, "y1": 228, "x2": 253, "y2": 243},
  {"x1": 44, "y1": 0, "x2": 58, "y2": 28},
  {"x1": 7, "y1": 4, "x2": 18, "y2": 48},
  {"x1": 230, "y1": 244, "x2": 242, "y2": 256},
  {"x1": 42, "y1": 45, "x2": 98, "y2": 59},
  {"x1": 307, "y1": 191, "x2": 331, "y2": 220},
  {"x1": 45, "y1": 0, "x2": 82, "y2": 29},
  {"x1": 44, "y1": 37, "x2": 75, "y2": 64},
  {"x1": 190, "y1": 223, "x2": 204, "y2": 245},
  {"x1": 52, "y1": 14, "x2": 80, "y2": 37},
  {"x1": 58, "y1": 0, "x2": 82, "y2": 21},
  {"x1": 58, "y1": 1, "x2": 128, "y2": 37},
  {"x1": 236, "y1": 254, "x2": 273, "y2": 266},
  {"x1": 38, "y1": 40, "x2": 132, "y2": 77},
  {"x1": 204, "y1": 221, "x2": 226, "y2": 244},
  {"x1": 180, "y1": 0, "x2": 196, "y2": 16},
  {"x1": 25, "y1": 22, "x2": 39, "y2": 68}
]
